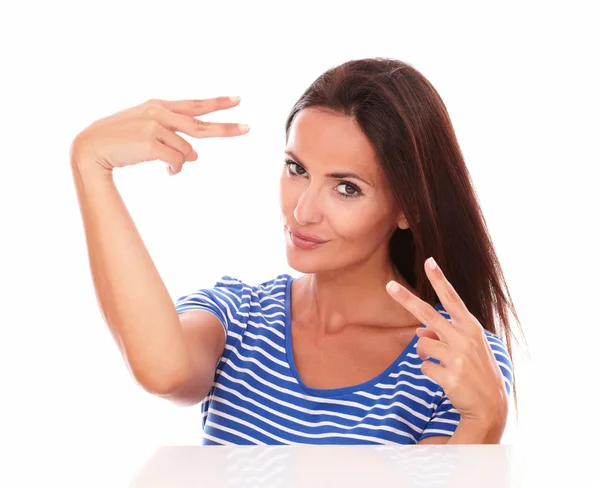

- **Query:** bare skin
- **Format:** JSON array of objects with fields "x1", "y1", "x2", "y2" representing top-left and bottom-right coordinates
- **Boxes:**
[
  {"x1": 279, "y1": 108, "x2": 508, "y2": 443},
  {"x1": 71, "y1": 97, "x2": 507, "y2": 443},
  {"x1": 70, "y1": 97, "x2": 249, "y2": 404},
  {"x1": 279, "y1": 108, "x2": 422, "y2": 389}
]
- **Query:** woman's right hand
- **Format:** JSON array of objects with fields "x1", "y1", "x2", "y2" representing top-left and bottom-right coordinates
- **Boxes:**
[{"x1": 70, "y1": 96, "x2": 249, "y2": 175}]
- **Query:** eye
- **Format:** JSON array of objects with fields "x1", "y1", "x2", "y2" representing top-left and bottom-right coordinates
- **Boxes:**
[
  {"x1": 284, "y1": 159, "x2": 363, "y2": 199},
  {"x1": 284, "y1": 159, "x2": 307, "y2": 177},
  {"x1": 336, "y1": 182, "x2": 362, "y2": 199}
]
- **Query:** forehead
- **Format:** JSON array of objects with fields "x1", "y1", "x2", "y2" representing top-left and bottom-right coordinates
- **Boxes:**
[{"x1": 286, "y1": 108, "x2": 382, "y2": 182}]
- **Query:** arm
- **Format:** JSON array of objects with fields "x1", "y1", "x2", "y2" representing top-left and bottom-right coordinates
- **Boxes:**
[
  {"x1": 70, "y1": 150, "x2": 224, "y2": 402},
  {"x1": 418, "y1": 420, "x2": 504, "y2": 444},
  {"x1": 418, "y1": 436, "x2": 449, "y2": 444},
  {"x1": 387, "y1": 258, "x2": 514, "y2": 445}
]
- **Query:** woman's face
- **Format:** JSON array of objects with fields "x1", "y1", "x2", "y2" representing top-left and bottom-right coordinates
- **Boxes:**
[{"x1": 279, "y1": 107, "x2": 408, "y2": 274}]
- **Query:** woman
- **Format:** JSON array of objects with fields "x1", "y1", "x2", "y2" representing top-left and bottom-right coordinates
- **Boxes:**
[{"x1": 70, "y1": 58, "x2": 520, "y2": 445}]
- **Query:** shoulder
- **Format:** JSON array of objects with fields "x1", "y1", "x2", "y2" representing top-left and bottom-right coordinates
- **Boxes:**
[
  {"x1": 482, "y1": 329, "x2": 514, "y2": 394},
  {"x1": 177, "y1": 273, "x2": 291, "y2": 306},
  {"x1": 218, "y1": 273, "x2": 291, "y2": 289},
  {"x1": 174, "y1": 275, "x2": 246, "y2": 308},
  {"x1": 214, "y1": 273, "x2": 291, "y2": 296},
  {"x1": 253, "y1": 274, "x2": 292, "y2": 301}
]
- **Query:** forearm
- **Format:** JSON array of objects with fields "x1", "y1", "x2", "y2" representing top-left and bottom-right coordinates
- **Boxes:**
[
  {"x1": 70, "y1": 147, "x2": 192, "y2": 394},
  {"x1": 447, "y1": 419, "x2": 505, "y2": 444}
]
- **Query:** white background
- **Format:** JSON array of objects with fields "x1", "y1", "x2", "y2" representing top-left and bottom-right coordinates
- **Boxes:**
[{"x1": 1, "y1": 0, "x2": 598, "y2": 486}]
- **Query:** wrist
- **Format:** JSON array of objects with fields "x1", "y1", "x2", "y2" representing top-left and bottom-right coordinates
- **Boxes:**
[
  {"x1": 70, "y1": 136, "x2": 113, "y2": 178},
  {"x1": 450, "y1": 390, "x2": 510, "y2": 444},
  {"x1": 448, "y1": 417, "x2": 506, "y2": 444}
]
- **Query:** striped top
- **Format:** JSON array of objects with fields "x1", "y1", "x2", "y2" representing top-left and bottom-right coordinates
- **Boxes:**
[{"x1": 174, "y1": 274, "x2": 513, "y2": 445}]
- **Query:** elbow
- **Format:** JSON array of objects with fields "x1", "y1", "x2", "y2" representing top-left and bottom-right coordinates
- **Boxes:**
[
  {"x1": 133, "y1": 368, "x2": 206, "y2": 406},
  {"x1": 124, "y1": 350, "x2": 211, "y2": 406},
  {"x1": 128, "y1": 362, "x2": 191, "y2": 398},
  {"x1": 139, "y1": 374, "x2": 184, "y2": 398}
]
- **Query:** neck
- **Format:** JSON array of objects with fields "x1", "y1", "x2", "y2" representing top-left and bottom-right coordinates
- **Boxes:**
[{"x1": 293, "y1": 256, "x2": 421, "y2": 336}]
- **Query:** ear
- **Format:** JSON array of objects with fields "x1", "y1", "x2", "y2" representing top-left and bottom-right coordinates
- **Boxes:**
[{"x1": 397, "y1": 212, "x2": 410, "y2": 230}]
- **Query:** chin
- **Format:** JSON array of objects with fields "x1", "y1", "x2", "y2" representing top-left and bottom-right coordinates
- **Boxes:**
[
  {"x1": 283, "y1": 226, "x2": 344, "y2": 274},
  {"x1": 284, "y1": 250, "x2": 324, "y2": 274}
]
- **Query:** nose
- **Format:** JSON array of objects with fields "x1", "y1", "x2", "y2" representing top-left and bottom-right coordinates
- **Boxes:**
[{"x1": 293, "y1": 185, "x2": 323, "y2": 225}]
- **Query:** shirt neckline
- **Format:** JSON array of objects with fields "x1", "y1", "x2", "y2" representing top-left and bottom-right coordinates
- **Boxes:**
[{"x1": 283, "y1": 274, "x2": 425, "y2": 398}]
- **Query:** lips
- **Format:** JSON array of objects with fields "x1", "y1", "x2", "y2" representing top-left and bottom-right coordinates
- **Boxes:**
[{"x1": 288, "y1": 228, "x2": 328, "y2": 244}]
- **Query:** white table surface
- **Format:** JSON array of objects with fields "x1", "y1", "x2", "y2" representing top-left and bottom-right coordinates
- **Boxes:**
[{"x1": 127, "y1": 443, "x2": 586, "y2": 487}]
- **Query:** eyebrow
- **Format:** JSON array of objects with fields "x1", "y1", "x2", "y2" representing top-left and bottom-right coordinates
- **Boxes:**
[{"x1": 284, "y1": 149, "x2": 374, "y2": 187}]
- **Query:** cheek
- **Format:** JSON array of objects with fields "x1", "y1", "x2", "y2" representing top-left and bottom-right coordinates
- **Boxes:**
[
  {"x1": 279, "y1": 175, "x2": 395, "y2": 240},
  {"x1": 329, "y1": 203, "x2": 394, "y2": 241}
]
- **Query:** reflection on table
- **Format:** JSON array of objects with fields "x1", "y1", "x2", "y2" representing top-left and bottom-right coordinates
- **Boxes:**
[{"x1": 130, "y1": 444, "x2": 523, "y2": 487}]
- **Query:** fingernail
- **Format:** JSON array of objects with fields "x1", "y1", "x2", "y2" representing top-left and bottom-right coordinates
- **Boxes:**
[
  {"x1": 229, "y1": 96, "x2": 240, "y2": 102},
  {"x1": 238, "y1": 124, "x2": 250, "y2": 131},
  {"x1": 427, "y1": 257, "x2": 437, "y2": 270},
  {"x1": 387, "y1": 281, "x2": 401, "y2": 293}
]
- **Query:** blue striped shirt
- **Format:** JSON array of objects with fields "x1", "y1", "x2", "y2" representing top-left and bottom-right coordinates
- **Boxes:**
[{"x1": 174, "y1": 274, "x2": 513, "y2": 445}]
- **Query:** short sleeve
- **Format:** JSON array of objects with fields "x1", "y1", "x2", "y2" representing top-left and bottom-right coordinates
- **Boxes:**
[
  {"x1": 174, "y1": 275, "x2": 245, "y2": 340},
  {"x1": 418, "y1": 394, "x2": 461, "y2": 441},
  {"x1": 417, "y1": 331, "x2": 514, "y2": 442},
  {"x1": 484, "y1": 331, "x2": 514, "y2": 397}
]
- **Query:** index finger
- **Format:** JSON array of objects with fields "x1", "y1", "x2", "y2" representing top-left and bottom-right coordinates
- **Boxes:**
[
  {"x1": 386, "y1": 281, "x2": 459, "y2": 344},
  {"x1": 150, "y1": 104, "x2": 250, "y2": 139},
  {"x1": 150, "y1": 96, "x2": 242, "y2": 117}
]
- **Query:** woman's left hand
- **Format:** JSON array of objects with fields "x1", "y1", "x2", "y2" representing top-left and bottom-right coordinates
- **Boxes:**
[{"x1": 385, "y1": 257, "x2": 509, "y2": 433}]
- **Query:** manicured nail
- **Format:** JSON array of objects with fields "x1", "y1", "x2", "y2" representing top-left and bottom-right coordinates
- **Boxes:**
[
  {"x1": 229, "y1": 96, "x2": 240, "y2": 102},
  {"x1": 427, "y1": 257, "x2": 437, "y2": 270},
  {"x1": 238, "y1": 124, "x2": 250, "y2": 131},
  {"x1": 387, "y1": 281, "x2": 401, "y2": 293}
]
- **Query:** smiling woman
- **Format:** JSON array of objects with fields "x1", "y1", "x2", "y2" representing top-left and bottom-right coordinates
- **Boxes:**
[{"x1": 71, "y1": 57, "x2": 521, "y2": 446}]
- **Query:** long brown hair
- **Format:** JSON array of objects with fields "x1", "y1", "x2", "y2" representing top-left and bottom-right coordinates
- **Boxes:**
[{"x1": 284, "y1": 58, "x2": 524, "y2": 407}]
